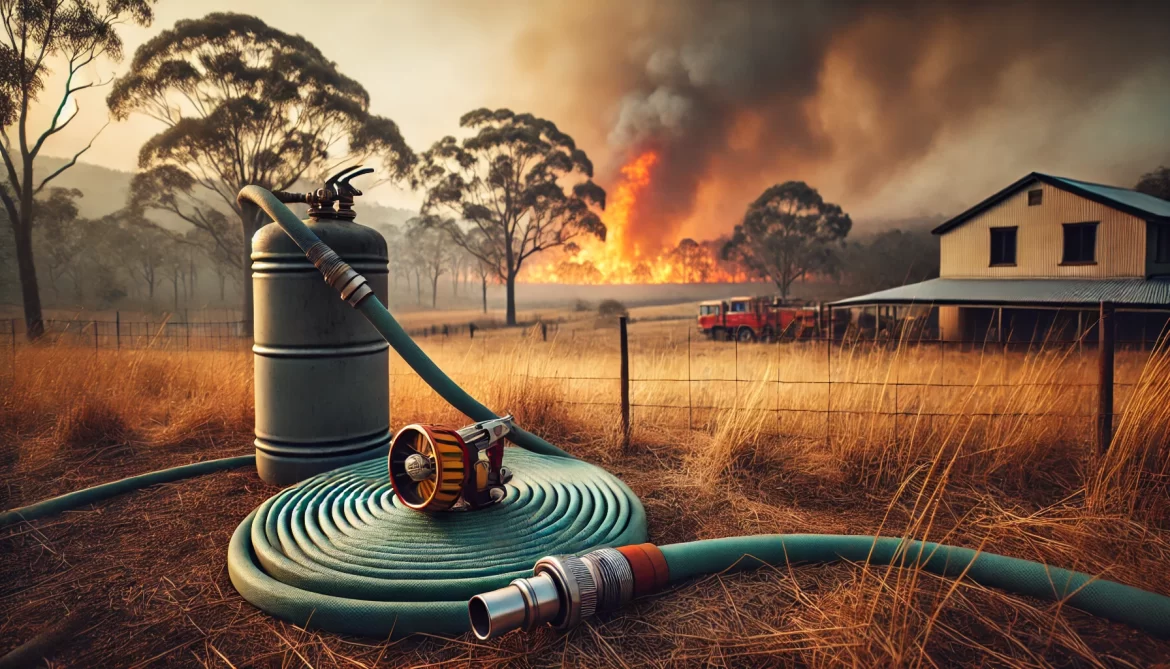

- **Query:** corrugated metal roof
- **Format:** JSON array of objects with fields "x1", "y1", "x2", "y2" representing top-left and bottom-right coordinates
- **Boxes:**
[
  {"x1": 1048, "y1": 175, "x2": 1170, "y2": 219},
  {"x1": 932, "y1": 172, "x2": 1170, "y2": 235},
  {"x1": 830, "y1": 278, "x2": 1170, "y2": 309}
]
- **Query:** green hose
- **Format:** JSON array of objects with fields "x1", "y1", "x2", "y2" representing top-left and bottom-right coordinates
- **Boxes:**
[
  {"x1": 5, "y1": 186, "x2": 1168, "y2": 645},
  {"x1": 660, "y1": 535, "x2": 1170, "y2": 638},
  {"x1": 0, "y1": 455, "x2": 254, "y2": 527}
]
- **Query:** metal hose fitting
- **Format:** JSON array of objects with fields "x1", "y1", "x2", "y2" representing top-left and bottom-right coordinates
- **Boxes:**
[
  {"x1": 304, "y1": 241, "x2": 373, "y2": 307},
  {"x1": 469, "y1": 549, "x2": 641, "y2": 640}
]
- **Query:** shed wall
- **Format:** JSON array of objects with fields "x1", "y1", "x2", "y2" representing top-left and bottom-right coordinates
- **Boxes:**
[{"x1": 939, "y1": 181, "x2": 1146, "y2": 278}]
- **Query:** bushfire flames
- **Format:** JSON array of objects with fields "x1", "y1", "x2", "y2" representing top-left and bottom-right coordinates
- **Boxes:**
[{"x1": 522, "y1": 151, "x2": 750, "y2": 285}]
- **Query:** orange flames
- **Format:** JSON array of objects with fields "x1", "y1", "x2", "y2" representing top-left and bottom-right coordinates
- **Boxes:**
[{"x1": 523, "y1": 151, "x2": 748, "y2": 285}]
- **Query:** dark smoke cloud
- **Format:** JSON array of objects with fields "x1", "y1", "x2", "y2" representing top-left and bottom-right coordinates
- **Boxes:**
[{"x1": 510, "y1": 0, "x2": 1170, "y2": 249}]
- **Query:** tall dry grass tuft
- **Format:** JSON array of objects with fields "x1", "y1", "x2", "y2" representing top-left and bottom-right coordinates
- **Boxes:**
[
  {"x1": 687, "y1": 371, "x2": 777, "y2": 487},
  {"x1": 1088, "y1": 342, "x2": 1170, "y2": 519},
  {"x1": 53, "y1": 398, "x2": 129, "y2": 452},
  {"x1": 1, "y1": 345, "x2": 253, "y2": 507},
  {"x1": 787, "y1": 407, "x2": 1119, "y2": 668}
]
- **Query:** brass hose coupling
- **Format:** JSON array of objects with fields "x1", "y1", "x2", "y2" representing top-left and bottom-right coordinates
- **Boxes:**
[{"x1": 468, "y1": 544, "x2": 669, "y2": 640}]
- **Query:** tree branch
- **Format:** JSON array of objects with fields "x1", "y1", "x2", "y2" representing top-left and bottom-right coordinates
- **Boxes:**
[{"x1": 35, "y1": 120, "x2": 109, "y2": 194}]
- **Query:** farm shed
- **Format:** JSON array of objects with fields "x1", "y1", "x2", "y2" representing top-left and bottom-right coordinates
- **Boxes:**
[{"x1": 834, "y1": 172, "x2": 1170, "y2": 343}]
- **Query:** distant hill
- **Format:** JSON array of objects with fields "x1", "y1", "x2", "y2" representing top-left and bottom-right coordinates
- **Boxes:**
[
  {"x1": 33, "y1": 156, "x2": 417, "y2": 232},
  {"x1": 35, "y1": 157, "x2": 136, "y2": 220},
  {"x1": 850, "y1": 213, "x2": 948, "y2": 239}
]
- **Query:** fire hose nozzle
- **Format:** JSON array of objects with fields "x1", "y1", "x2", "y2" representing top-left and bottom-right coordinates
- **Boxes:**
[{"x1": 468, "y1": 544, "x2": 669, "y2": 640}]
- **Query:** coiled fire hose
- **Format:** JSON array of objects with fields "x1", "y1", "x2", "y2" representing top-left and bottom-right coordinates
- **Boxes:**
[{"x1": 3, "y1": 185, "x2": 1169, "y2": 644}]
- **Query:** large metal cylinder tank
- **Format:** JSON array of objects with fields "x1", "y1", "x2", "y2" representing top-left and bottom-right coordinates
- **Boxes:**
[{"x1": 251, "y1": 215, "x2": 390, "y2": 485}]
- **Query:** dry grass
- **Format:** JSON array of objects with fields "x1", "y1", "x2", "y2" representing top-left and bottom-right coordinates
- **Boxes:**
[{"x1": 2, "y1": 323, "x2": 1170, "y2": 667}]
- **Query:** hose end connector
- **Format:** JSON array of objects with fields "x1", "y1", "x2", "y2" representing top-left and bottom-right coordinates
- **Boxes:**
[
  {"x1": 469, "y1": 544, "x2": 669, "y2": 640},
  {"x1": 305, "y1": 241, "x2": 373, "y2": 307}
]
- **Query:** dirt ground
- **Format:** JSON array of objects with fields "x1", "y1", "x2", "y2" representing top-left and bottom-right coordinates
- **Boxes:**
[{"x1": 3, "y1": 427, "x2": 1170, "y2": 668}]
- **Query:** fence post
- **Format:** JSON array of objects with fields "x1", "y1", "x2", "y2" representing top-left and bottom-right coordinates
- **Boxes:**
[
  {"x1": 687, "y1": 327, "x2": 693, "y2": 430},
  {"x1": 115, "y1": 311, "x2": 121, "y2": 350},
  {"x1": 619, "y1": 316, "x2": 630, "y2": 451},
  {"x1": 825, "y1": 306, "x2": 832, "y2": 449},
  {"x1": 94, "y1": 320, "x2": 99, "y2": 350},
  {"x1": 1097, "y1": 301, "x2": 1115, "y2": 454}
]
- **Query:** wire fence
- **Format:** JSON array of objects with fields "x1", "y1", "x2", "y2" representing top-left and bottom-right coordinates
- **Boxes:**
[
  {"x1": 5, "y1": 307, "x2": 1165, "y2": 451},
  {"x1": 0, "y1": 315, "x2": 561, "y2": 351}
]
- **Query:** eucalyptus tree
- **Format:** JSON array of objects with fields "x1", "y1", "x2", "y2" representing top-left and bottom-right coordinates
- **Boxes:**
[
  {"x1": 416, "y1": 108, "x2": 606, "y2": 325},
  {"x1": 723, "y1": 182, "x2": 852, "y2": 300},
  {"x1": 1, "y1": 0, "x2": 155, "y2": 337},
  {"x1": 405, "y1": 216, "x2": 454, "y2": 309},
  {"x1": 108, "y1": 12, "x2": 414, "y2": 330},
  {"x1": 30, "y1": 186, "x2": 82, "y2": 300},
  {"x1": 121, "y1": 211, "x2": 172, "y2": 306}
]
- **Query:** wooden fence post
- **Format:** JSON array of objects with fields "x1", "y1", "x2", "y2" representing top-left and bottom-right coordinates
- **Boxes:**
[
  {"x1": 619, "y1": 316, "x2": 630, "y2": 451},
  {"x1": 94, "y1": 321, "x2": 99, "y2": 350},
  {"x1": 687, "y1": 327, "x2": 693, "y2": 430},
  {"x1": 115, "y1": 311, "x2": 121, "y2": 350},
  {"x1": 1097, "y1": 301, "x2": 1115, "y2": 454},
  {"x1": 825, "y1": 306, "x2": 833, "y2": 449}
]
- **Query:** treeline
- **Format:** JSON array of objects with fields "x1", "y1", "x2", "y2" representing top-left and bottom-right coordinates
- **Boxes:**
[{"x1": 0, "y1": 191, "x2": 237, "y2": 311}]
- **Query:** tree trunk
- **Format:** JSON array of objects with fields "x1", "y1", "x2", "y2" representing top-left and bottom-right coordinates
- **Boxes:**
[
  {"x1": 431, "y1": 274, "x2": 439, "y2": 308},
  {"x1": 147, "y1": 258, "x2": 156, "y2": 304},
  {"x1": 11, "y1": 217, "x2": 45, "y2": 339},
  {"x1": 173, "y1": 275, "x2": 179, "y2": 311},
  {"x1": 505, "y1": 273, "x2": 517, "y2": 326},
  {"x1": 189, "y1": 255, "x2": 197, "y2": 298},
  {"x1": 219, "y1": 272, "x2": 226, "y2": 301},
  {"x1": 415, "y1": 270, "x2": 422, "y2": 305},
  {"x1": 481, "y1": 277, "x2": 487, "y2": 314}
]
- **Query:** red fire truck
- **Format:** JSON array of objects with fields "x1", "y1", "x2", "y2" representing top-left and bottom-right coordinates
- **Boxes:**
[{"x1": 697, "y1": 296, "x2": 821, "y2": 342}]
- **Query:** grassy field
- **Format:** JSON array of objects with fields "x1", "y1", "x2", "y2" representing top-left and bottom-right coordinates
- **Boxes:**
[{"x1": 1, "y1": 321, "x2": 1169, "y2": 666}]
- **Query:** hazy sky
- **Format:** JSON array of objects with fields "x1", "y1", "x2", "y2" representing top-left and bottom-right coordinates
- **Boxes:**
[{"x1": 27, "y1": 0, "x2": 1170, "y2": 242}]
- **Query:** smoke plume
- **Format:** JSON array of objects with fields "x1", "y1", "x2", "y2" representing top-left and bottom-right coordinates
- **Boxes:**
[{"x1": 510, "y1": 0, "x2": 1170, "y2": 250}]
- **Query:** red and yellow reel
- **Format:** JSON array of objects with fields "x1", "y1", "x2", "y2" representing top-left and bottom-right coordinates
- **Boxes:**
[{"x1": 387, "y1": 424, "x2": 469, "y2": 512}]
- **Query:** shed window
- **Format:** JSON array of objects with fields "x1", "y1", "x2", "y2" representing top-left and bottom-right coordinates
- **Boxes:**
[
  {"x1": 1027, "y1": 189, "x2": 1043, "y2": 206},
  {"x1": 990, "y1": 227, "x2": 1017, "y2": 266},
  {"x1": 1062, "y1": 222, "x2": 1098, "y2": 264},
  {"x1": 1153, "y1": 224, "x2": 1170, "y2": 264}
]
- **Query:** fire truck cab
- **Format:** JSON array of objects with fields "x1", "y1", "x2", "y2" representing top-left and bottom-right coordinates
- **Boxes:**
[
  {"x1": 697, "y1": 296, "x2": 820, "y2": 342},
  {"x1": 697, "y1": 299, "x2": 729, "y2": 339}
]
